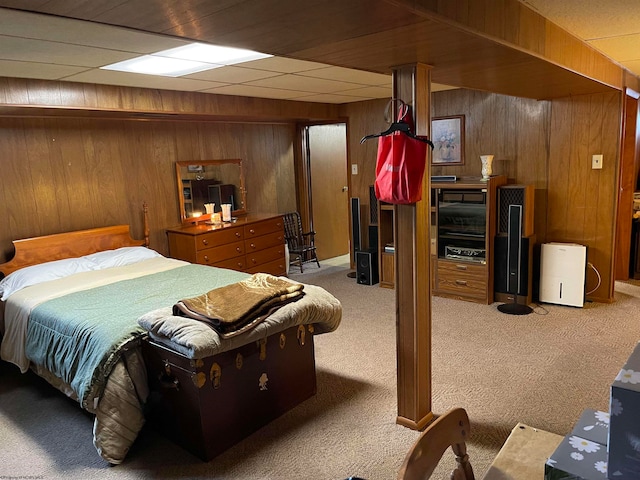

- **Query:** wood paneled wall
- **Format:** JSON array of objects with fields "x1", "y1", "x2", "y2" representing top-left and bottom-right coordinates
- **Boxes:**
[
  {"x1": 342, "y1": 88, "x2": 622, "y2": 302},
  {"x1": 0, "y1": 117, "x2": 297, "y2": 262},
  {"x1": 431, "y1": 89, "x2": 550, "y2": 240},
  {"x1": 340, "y1": 98, "x2": 389, "y2": 247},
  {"x1": 547, "y1": 92, "x2": 621, "y2": 302}
]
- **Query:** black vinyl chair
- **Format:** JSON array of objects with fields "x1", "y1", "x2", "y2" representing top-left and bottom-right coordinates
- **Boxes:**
[{"x1": 283, "y1": 211, "x2": 320, "y2": 273}]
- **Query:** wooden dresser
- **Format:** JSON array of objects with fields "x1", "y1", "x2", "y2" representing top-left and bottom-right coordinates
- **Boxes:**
[{"x1": 166, "y1": 214, "x2": 286, "y2": 276}]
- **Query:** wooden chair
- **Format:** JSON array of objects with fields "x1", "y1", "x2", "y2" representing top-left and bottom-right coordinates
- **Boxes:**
[
  {"x1": 397, "y1": 408, "x2": 475, "y2": 480},
  {"x1": 283, "y1": 211, "x2": 320, "y2": 273}
]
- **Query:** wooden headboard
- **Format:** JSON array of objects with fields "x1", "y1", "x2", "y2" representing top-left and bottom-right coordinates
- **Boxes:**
[{"x1": 0, "y1": 205, "x2": 149, "y2": 278}]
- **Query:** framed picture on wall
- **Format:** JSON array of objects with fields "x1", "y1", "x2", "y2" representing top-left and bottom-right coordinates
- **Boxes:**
[
  {"x1": 431, "y1": 115, "x2": 465, "y2": 165},
  {"x1": 187, "y1": 164, "x2": 204, "y2": 173}
]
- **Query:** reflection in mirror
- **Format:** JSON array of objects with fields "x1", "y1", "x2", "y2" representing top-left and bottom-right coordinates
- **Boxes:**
[{"x1": 175, "y1": 159, "x2": 247, "y2": 223}]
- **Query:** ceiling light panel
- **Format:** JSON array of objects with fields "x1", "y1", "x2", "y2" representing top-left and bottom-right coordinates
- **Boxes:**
[
  {"x1": 101, "y1": 55, "x2": 217, "y2": 77},
  {"x1": 155, "y1": 43, "x2": 272, "y2": 66}
]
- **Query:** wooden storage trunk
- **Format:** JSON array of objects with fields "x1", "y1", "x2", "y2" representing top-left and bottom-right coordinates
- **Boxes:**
[{"x1": 142, "y1": 324, "x2": 317, "y2": 461}]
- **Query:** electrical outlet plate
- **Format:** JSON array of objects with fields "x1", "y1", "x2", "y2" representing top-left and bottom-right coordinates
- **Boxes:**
[{"x1": 592, "y1": 154, "x2": 603, "y2": 169}]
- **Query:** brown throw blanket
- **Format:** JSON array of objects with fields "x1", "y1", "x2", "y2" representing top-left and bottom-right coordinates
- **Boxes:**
[{"x1": 173, "y1": 273, "x2": 304, "y2": 338}]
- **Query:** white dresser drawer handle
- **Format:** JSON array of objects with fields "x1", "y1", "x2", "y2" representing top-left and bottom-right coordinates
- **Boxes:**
[
  {"x1": 456, "y1": 264, "x2": 467, "y2": 270},
  {"x1": 455, "y1": 280, "x2": 467, "y2": 286}
]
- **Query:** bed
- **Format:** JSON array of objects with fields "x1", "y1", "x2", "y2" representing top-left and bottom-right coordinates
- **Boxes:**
[{"x1": 0, "y1": 222, "x2": 341, "y2": 464}]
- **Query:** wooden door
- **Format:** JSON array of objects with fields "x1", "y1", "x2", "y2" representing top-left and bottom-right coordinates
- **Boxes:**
[
  {"x1": 615, "y1": 90, "x2": 639, "y2": 280},
  {"x1": 308, "y1": 124, "x2": 349, "y2": 260}
]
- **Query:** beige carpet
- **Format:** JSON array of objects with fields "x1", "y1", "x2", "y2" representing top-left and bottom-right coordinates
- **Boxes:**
[{"x1": 0, "y1": 257, "x2": 638, "y2": 479}]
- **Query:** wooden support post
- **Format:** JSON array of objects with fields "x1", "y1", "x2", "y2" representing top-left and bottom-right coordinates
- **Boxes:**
[{"x1": 393, "y1": 63, "x2": 433, "y2": 430}]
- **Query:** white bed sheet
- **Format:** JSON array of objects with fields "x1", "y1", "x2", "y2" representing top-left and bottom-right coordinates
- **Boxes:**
[{"x1": 0, "y1": 256, "x2": 188, "y2": 373}]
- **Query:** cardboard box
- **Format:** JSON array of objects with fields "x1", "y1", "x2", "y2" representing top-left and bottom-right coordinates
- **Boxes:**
[
  {"x1": 545, "y1": 434, "x2": 608, "y2": 480},
  {"x1": 608, "y1": 342, "x2": 640, "y2": 479}
]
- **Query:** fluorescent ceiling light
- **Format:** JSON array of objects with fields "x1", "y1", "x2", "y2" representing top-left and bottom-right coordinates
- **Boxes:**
[
  {"x1": 101, "y1": 55, "x2": 215, "y2": 77},
  {"x1": 101, "y1": 43, "x2": 273, "y2": 77},
  {"x1": 157, "y1": 43, "x2": 273, "y2": 65}
]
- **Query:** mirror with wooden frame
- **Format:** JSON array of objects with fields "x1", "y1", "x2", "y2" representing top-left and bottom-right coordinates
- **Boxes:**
[{"x1": 176, "y1": 159, "x2": 247, "y2": 223}]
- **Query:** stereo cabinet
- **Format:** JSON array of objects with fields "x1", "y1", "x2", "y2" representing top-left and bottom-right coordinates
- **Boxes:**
[
  {"x1": 167, "y1": 214, "x2": 286, "y2": 276},
  {"x1": 431, "y1": 176, "x2": 506, "y2": 304}
]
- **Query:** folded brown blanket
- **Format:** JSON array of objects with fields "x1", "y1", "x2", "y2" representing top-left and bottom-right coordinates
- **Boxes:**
[{"x1": 173, "y1": 273, "x2": 304, "y2": 338}]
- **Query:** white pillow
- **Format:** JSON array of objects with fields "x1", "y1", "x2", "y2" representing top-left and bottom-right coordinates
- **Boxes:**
[
  {"x1": 83, "y1": 246, "x2": 162, "y2": 269},
  {"x1": 0, "y1": 257, "x2": 98, "y2": 301}
]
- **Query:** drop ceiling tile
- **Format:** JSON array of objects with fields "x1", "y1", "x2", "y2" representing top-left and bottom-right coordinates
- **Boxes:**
[
  {"x1": 589, "y1": 34, "x2": 640, "y2": 62},
  {"x1": 0, "y1": 8, "x2": 189, "y2": 54},
  {"x1": 238, "y1": 56, "x2": 329, "y2": 73},
  {"x1": 62, "y1": 69, "x2": 225, "y2": 91},
  {"x1": 291, "y1": 93, "x2": 376, "y2": 103},
  {"x1": 621, "y1": 59, "x2": 640, "y2": 77},
  {"x1": 522, "y1": 0, "x2": 640, "y2": 39},
  {"x1": 200, "y1": 84, "x2": 312, "y2": 100},
  {"x1": 0, "y1": 35, "x2": 138, "y2": 67},
  {"x1": 184, "y1": 65, "x2": 283, "y2": 83},
  {"x1": 338, "y1": 86, "x2": 391, "y2": 98},
  {"x1": 298, "y1": 66, "x2": 391, "y2": 86},
  {"x1": 246, "y1": 74, "x2": 357, "y2": 93},
  {"x1": 0, "y1": 60, "x2": 89, "y2": 80}
]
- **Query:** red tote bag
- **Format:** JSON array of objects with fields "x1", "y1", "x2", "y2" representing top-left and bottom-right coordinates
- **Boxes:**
[{"x1": 374, "y1": 105, "x2": 431, "y2": 205}]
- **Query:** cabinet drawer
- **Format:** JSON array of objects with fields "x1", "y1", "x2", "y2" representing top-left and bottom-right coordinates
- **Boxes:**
[
  {"x1": 437, "y1": 260, "x2": 486, "y2": 279},
  {"x1": 244, "y1": 217, "x2": 283, "y2": 238},
  {"x1": 196, "y1": 241, "x2": 245, "y2": 265},
  {"x1": 212, "y1": 257, "x2": 247, "y2": 271},
  {"x1": 436, "y1": 275, "x2": 486, "y2": 296},
  {"x1": 245, "y1": 257, "x2": 287, "y2": 276},
  {"x1": 436, "y1": 261, "x2": 486, "y2": 297},
  {"x1": 196, "y1": 227, "x2": 244, "y2": 251},
  {"x1": 245, "y1": 244, "x2": 285, "y2": 269},
  {"x1": 245, "y1": 231, "x2": 285, "y2": 252}
]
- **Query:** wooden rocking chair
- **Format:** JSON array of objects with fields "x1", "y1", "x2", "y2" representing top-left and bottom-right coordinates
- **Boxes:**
[
  {"x1": 397, "y1": 408, "x2": 475, "y2": 480},
  {"x1": 283, "y1": 211, "x2": 320, "y2": 273}
]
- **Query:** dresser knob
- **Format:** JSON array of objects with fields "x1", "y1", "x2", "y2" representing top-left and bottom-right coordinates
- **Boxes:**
[
  {"x1": 204, "y1": 256, "x2": 209, "y2": 262},
  {"x1": 235, "y1": 232, "x2": 240, "y2": 237},
  {"x1": 250, "y1": 243, "x2": 256, "y2": 249},
  {"x1": 202, "y1": 239, "x2": 209, "y2": 246},
  {"x1": 237, "y1": 262, "x2": 243, "y2": 267},
  {"x1": 236, "y1": 247, "x2": 241, "y2": 252},
  {"x1": 249, "y1": 229, "x2": 255, "y2": 234}
]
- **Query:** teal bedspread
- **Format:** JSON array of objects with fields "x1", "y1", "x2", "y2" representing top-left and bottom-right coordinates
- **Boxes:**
[{"x1": 25, "y1": 264, "x2": 248, "y2": 410}]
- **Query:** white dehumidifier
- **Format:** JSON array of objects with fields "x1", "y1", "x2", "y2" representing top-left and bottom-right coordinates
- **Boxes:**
[{"x1": 539, "y1": 243, "x2": 587, "y2": 307}]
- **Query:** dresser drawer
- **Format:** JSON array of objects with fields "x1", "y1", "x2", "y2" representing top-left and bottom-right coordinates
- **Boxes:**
[
  {"x1": 244, "y1": 216, "x2": 283, "y2": 238},
  {"x1": 212, "y1": 256, "x2": 247, "y2": 271},
  {"x1": 244, "y1": 230, "x2": 285, "y2": 253},
  {"x1": 436, "y1": 261, "x2": 486, "y2": 297},
  {"x1": 195, "y1": 227, "x2": 244, "y2": 251},
  {"x1": 245, "y1": 244, "x2": 285, "y2": 270},
  {"x1": 196, "y1": 241, "x2": 245, "y2": 265},
  {"x1": 245, "y1": 257, "x2": 287, "y2": 276},
  {"x1": 437, "y1": 261, "x2": 486, "y2": 278}
]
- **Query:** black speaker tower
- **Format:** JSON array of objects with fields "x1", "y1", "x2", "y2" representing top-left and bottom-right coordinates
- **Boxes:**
[
  {"x1": 497, "y1": 204, "x2": 533, "y2": 315},
  {"x1": 347, "y1": 197, "x2": 361, "y2": 279}
]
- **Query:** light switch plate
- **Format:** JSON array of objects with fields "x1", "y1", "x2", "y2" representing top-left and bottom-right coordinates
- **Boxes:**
[
  {"x1": 351, "y1": 164, "x2": 358, "y2": 175},
  {"x1": 592, "y1": 154, "x2": 603, "y2": 169}
]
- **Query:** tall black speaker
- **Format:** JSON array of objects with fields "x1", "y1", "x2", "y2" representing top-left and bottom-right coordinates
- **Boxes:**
[
  {"x1": 369, "y1": 185, "x2": 378, "y2": 225},
  {"x1": 495, "y1": 235, "x2": 534, "y2": 305},
  {"x1": 356, "y1": 250, "x2": 379, "y2": 285},
  {"x1": 350, "y1": 197, "x2": 361, "y2": 253},
  {"x1": 497, "y1": 204, "x2": 533, "y2": 315},
  {"x1": 497, "y1": 184, "x2": 534, "y2": 236},
  {"x1": 347, "y1": 197, "x2": 362, "y2": 279}
]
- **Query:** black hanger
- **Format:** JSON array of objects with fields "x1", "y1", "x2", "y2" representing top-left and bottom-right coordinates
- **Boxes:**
[
  {"x1": 360, "y1": 99, "x2": 434, "y2": 148},
  {"x1": 360, "y1": 124, "x2": 434, "y2": 148}
]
